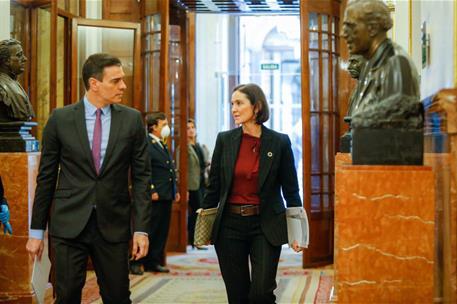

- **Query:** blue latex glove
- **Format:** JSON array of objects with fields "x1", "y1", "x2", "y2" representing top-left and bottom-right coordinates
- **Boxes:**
[{"x1": 0, "y1": 204, "x2": 12, "y2": 235}]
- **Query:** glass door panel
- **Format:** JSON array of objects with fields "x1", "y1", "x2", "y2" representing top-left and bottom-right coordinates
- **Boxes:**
[
  {"x1": 239, "y1": 15, "x2": 303, "y2": 197},
  {"x1": 56, "y1": 16, "x2": 66, "y2": 109},
  {"x1": 143, "y1": 14, "x2": 161, "y2": 112},
  {"x1": 302, "y1": 1, "x2": 341, "y2": 267},
  {"x1": 36, "y1": 7, "x2": 51, "y2": 140}
]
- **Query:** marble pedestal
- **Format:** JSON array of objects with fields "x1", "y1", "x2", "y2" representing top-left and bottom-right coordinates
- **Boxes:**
[
  {"x1": 0, "y1": 153, "x2": 40, "y2": 302},
  {"x1": 335, "y1": 162, "x2": 435, "y2": 303}
]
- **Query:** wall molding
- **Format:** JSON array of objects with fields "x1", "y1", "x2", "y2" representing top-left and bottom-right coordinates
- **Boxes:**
[
  {"x1": 454, "y1": 0, "x2": 457, "y2": 87},
  {"x1": 408, "y1": 0, "x2": 412, "y2": 56}
]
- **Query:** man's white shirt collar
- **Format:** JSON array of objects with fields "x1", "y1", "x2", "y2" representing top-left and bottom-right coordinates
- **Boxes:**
[{"x1": 149, "y1": 133, "x2": 163, "y2": 147}]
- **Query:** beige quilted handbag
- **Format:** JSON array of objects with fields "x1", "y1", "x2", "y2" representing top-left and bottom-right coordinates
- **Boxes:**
[{"x1": 194, "y1": 207, "x2": 218, "y2": 246}]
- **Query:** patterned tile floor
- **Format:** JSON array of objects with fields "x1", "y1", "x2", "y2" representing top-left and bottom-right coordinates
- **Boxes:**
[{"x1": 45, "y1": 246, "x2": 333, "y2": 303}]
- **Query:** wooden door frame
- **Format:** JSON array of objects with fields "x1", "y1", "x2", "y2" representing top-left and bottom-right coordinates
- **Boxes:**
[
  {"x1": 70, "y1": 18, "x2": 142, "y2": 110},
  {"x1": 159, "y1": 0, "x2": 170, "y2": 115},
  {"x1": 301, "y1": 0, "x2": 341, "y2": 268},
  {"x1": 300, "y1": 0, "x2": 313, "y2": 268}
]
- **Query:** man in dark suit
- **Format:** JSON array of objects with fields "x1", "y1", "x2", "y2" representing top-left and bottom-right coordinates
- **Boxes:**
[
  {"x1": 130, "y1": 111, "x2": 179, "y2": 274},
  {"x1": 26, "y1": 53, "x2": 151, "y2": 304}
]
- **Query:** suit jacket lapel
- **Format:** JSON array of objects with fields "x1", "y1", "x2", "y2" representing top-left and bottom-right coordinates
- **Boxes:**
[
  {"x1": 258, "y1": 126, "x2": 275, "y2": 190},
  {"x1": 225, "y1": 127, "x2": 242, "y2": 186},
  {"x1": 99, "y1": 104, "x2": 122, "y2": 175},
  {"x1": 74, "y1": 100, "x2": 97, "y2": 174}
]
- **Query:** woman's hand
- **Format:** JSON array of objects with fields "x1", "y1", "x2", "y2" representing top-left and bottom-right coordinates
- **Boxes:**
[{"x1": 291, "y1": 240, "x2": 304, "y2": 253}]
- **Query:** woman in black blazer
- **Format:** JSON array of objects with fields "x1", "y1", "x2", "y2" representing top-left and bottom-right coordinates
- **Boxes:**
[{"x1": 202, "y1": 83, "x2": 304, "y2": 304}]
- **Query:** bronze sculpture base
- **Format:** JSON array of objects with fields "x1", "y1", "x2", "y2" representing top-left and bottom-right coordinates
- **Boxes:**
[
  {"x1": 352, "y1": 128, "x2": 423, "y2": 165},
  {"x1": 0, "y1": 122, "x2": 39, "y2": 152}
]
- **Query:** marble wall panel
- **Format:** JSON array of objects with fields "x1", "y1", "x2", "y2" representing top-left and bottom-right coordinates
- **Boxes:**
[
  {"x1": 335, "y1": 165, "x2": 435, "y2": 303},
  {"x1": 0, "y1": 153, "x2": 40, "y2": 302}
]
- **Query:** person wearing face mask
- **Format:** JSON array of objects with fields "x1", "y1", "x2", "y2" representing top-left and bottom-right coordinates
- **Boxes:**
[
  {"x1": 130, "y1": 111, "x2": 180, "y2": 275},
  {"x1": 201, "y1": 83, "x2": 305, "y2": 304}
]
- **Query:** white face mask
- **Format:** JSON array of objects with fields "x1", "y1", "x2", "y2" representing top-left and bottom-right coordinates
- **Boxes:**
[{"x1": 160, "y1": 125, "x2": 171, "y2": 139}]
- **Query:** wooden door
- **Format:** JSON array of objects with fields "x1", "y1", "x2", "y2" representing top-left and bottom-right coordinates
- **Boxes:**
[
  {"x1": 301, "y1": 0, "x2": 341, "y2": 268},
  {"x1": 166, "y1": 5, "x2": 190, "y2": 253},
  {"x1": 143, "y1": 1, "x2": 190, "y2": 253}
]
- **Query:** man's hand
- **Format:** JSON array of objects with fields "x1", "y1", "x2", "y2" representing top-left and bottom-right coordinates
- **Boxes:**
[
  {"x1": 26, "y1": 238, "x2": 44, "y2": 261},
  {"x1": 174, "y1": 193, "x2": 181, "y2": 203},
  {"x1": 291, "y1": 240, "x2": 304, "y2": 253},
  {"x1": 131, "y1": 234, "x2": 149, "y2": 260},
  {"x1": 151, "y1": 192, "x2": 159, "y2": 201}
]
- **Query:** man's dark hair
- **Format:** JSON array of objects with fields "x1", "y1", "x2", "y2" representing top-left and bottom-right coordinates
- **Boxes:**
[
  {"x1": 0, "y1": 39, "x2": 21, "y2": 66},
  {"x1": 232, "y1": 83, "x2": 270, "y2": 124},
  {"x1": 145, "y1": 111, "x2": 167, "y2": 129},
  {"x1": 82, "y1": 53, "x2": 122, "y2": 90},
  {"x1": 187, "y1": 118, "x2": 195, "y2": 125}
]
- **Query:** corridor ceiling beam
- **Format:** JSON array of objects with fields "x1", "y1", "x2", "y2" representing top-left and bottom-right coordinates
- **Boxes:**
[{"x1": 172, "y1": 0, "x2": 299, "y2": 13}]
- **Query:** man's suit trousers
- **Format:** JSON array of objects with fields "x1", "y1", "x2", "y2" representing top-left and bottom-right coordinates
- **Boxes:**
[
  {"x1": 51, "y1": 211, "x2": 131, "y2": 304},
  {"x1": 142, "y1": 199, "x2": 172, "y2": 268}
]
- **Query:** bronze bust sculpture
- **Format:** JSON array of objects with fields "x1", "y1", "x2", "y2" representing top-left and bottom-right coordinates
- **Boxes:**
[
  {"x1": 346, "y1": 55, "x2": 366, "y2": 117},
  {"x1": 0, "y1": 39, "x2": 38, "y2": 152},
  {"x1": 341, "y1": 0, "x2": 423, "y2": 164},
  {"x1": 0, "y1": 39, "x2": 34, "y2": 122},
  {"x1": 340, "y1": 54, "x2": 366, "y2": 153}
]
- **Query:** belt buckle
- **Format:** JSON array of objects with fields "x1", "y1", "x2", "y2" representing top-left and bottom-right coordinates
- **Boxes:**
[{"x1": 240, "y1": 205, "x2": 251, "y2": 216}]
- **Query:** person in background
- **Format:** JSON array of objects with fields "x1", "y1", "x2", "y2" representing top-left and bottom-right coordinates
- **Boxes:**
[
  {"x1": 202, "y1": 83, "x2": 305, "y2": 304},
  {"x1": 26, "y1": 53, "x2": 151, "y2": 304},
  {"x1": 130, "y1": 111, "x2": 180, "y2": 275},
  {"x1": 186, "y1": 118, "x2": 208, "y2": 249}
]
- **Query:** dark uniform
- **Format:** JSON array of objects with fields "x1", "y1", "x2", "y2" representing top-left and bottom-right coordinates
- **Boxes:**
[{"x1": 140, "y1": 134, "x2": 177, "y2": 270}]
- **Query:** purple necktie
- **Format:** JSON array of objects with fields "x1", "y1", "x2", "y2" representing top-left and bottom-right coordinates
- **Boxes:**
[{"x1": 92, "y1": 109, "x2": 102, "y2": 174}]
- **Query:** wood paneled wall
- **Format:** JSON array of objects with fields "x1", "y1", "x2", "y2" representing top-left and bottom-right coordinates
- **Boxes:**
[{"x1": 103, "y1": 0, "x2": 140, "y2": 22}]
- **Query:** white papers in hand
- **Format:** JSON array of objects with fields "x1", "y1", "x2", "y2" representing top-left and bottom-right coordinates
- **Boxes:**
[
  {"x1": 31, "y1": 241, "x2": 51, "y2": 304},
  {"x1": 286, "y1": 207, "x2": 309, "y2": 248}
]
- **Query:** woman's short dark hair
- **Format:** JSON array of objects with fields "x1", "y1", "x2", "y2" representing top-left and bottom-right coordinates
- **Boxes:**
[
  {"x1": 82, "y1": 53, "x2": 122, "y2": 90},
  {"x1": 145, "y1": 111, "x2": 167, "y2": 129},
  {"x1": 232, "y1": 83, "x2": 270, "y2": 124}
]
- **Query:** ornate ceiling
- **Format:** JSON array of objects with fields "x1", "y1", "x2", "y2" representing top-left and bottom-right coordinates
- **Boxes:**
[{"x1": 172, "y1": 0, "x2": 300, "y2": 13}]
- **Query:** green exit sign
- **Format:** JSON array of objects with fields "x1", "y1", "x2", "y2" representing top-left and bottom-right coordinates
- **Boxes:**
[{"x1": 260, "y1": 63, "x2": 280, "y2": 70}]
